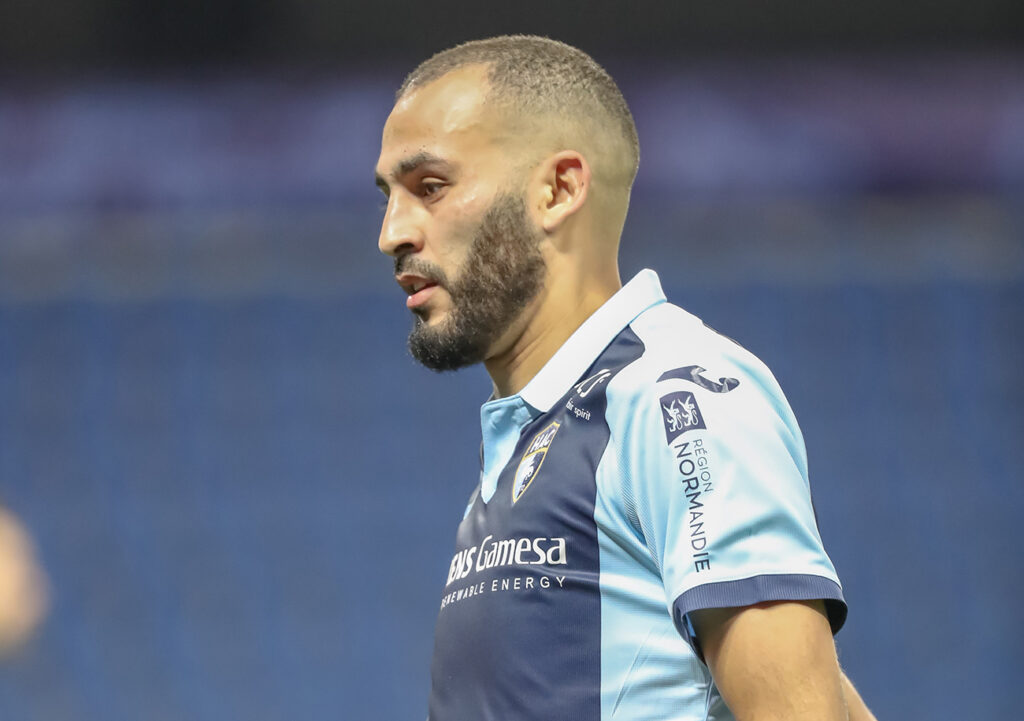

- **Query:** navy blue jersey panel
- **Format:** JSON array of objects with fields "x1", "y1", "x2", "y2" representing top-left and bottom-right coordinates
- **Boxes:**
[{"x1": 428, "y1": 329, "x2": 646, "y2": 721}]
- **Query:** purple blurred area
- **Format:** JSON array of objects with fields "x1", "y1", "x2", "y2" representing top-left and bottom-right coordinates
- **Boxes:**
[
  {"x1": 0, "y1": 51, "x2": 1022, "y2": 721},
  {"x1": 2, "y1": 56, "x2": 1023, "y2": 211}
]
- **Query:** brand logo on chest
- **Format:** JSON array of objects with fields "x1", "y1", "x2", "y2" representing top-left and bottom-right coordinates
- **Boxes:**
[{"x1": 512, "y1": 421, "x2": 560, "y2": 504}]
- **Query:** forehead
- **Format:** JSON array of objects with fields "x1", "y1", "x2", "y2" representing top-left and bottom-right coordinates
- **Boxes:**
[{"x1": 378, "y1": 65, "x2": 503, "y2": 172}]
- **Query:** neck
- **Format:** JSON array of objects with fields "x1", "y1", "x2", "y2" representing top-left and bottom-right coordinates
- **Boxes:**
[{"x1": 484, "y1": 263, "x2": 620, "y2": 399}]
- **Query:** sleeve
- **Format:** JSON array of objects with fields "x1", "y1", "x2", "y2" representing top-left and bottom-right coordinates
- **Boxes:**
[{"x1": 614, "y1": 362, "x2": 847, "y2": 656}]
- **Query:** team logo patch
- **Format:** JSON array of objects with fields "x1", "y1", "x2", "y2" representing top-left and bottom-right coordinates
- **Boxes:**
[
  {"x1": 659, "y1": 391, "x2": 706, "y2": 444},
  {"x1": 512, "y1": 421, "x2": 560, "y2": 504}
]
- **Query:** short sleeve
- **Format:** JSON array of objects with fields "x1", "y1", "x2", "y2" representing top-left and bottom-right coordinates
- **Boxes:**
[{"x1": 614, "y1": 363, "x2": 847, "y2": 655}]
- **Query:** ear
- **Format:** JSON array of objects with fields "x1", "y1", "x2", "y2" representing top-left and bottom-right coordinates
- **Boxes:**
[{"x1": 534, "y1": 151, "x2": 591, "y2": 233}]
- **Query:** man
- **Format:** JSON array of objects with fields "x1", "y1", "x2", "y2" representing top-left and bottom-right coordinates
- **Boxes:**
[{"x1": 375, "y1": 35, "x2": 875, "y2": 721}]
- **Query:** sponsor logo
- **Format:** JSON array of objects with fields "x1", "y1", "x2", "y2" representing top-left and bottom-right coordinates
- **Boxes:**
[
  {"x1": 660, "y1": 390, "x2": 706, "y2": 443},
  {"x1": 573, "y1": 368, "x2": 612, "y2": 398},
  {"x1": 673, "y1": 439, "x2": 715, "y2": 572},
  {"x1": 564, "y1": 368, "x2": 611, "y2": 422},
  {"x1": 564, "y1": 396, "x2": 591, "y2": 421},
  {"x1": 446, "y1": 534, "x2": 568, "y2": 586},
  {"x1": 658, "y1": 365, "x2": 740, "y2": 394},
  {"x1": 512, "y1": 421, "x2": 560, "y2": 503}
]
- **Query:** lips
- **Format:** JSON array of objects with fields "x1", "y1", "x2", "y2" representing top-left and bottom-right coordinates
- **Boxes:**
[
  {"x1": 396, "y1": 272, "x2": 441, "y2": 309},
  {"x1": 406, "y1": 283, "x2": 438, "y2": 309}
]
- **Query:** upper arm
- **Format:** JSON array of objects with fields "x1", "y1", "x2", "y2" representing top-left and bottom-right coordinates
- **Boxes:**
[
  {"x1": 841, "y1": 670, "x2": 877, "y2": 721},
  {"x1": 691, "y1": 599, "x2": 846, "y2": 721}
]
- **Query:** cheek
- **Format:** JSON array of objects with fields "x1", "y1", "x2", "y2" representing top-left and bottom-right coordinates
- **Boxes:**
[
  {"x1": 432, "y1": 193, "x2": 491, "y2": 269},
  {"x1": 430, "y1": 220, "x2": 473, "y2": 273}
]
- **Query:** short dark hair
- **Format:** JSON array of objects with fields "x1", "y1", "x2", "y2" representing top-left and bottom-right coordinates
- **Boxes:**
[{"x1": 398, "y1": 35, "x2": 639, "y2": 184}]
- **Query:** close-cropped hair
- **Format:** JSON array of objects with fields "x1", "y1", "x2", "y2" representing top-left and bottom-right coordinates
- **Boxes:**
[{"x1": 398, "y1": 35, "x2": 640, "y2": 184}]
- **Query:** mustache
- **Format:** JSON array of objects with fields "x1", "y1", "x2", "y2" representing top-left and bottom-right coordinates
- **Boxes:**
[{"x1": 394, "y1": 255, "x2": 449, "y2": 287}]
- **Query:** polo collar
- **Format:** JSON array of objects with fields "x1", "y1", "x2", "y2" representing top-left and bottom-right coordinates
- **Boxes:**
[{"x1": 516, "y1": 268, "x2": 666, "y2": 413}]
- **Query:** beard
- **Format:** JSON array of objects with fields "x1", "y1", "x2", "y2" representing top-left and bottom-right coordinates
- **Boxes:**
[{"x1": 400, "y1": 193, "x2": 546, "y2": 372}]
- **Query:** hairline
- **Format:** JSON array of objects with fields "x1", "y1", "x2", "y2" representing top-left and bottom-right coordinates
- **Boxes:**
[{"x1": 394, "y1": 37, "x2": 640, "y2": 185}]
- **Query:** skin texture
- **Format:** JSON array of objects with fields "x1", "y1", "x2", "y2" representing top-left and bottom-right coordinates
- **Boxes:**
[
  {"x1": 693, "y1": 600, "x2": 877, "y2": 721},
  {"x1": 376, "y1": 61, "x2": 875, "y2": 720},
  {"x1": 692, "y1": 601, "x2": 847, "y2": 721},
  {"x1": 842, "y1": 671, "x2": 879, "y2": 721}
]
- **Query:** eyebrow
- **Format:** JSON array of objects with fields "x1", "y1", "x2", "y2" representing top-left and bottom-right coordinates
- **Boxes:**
[{"x1": 374, "y1": 151, "x2": 451, "y2": 193}]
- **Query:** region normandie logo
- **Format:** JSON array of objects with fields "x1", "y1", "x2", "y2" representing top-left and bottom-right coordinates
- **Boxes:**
[
  {"x1": 512, "y1": 421, "x2": 560, "y2": 504},
  {"x1": 659, "y1": 390, "x2": 706, "y2": 444}
]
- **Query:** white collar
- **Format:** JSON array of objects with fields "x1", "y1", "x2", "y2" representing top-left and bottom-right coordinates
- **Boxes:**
[{"x1": 517, "y1": 269, "x2": 666, "y2": 413}]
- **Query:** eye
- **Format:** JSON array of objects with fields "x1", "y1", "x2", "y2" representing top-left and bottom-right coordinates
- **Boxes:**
[
  {"x1": 420, "y1": 180, "x2": 446, "y2": 199},
  {"x1": 375, "y1": 185, "x2": 390, "y2": 213}
]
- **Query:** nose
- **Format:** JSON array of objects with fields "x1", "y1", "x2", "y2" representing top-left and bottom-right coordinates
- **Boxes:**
[{"x1": 378, "y1": 192, "x2": 425, "y2": 258}]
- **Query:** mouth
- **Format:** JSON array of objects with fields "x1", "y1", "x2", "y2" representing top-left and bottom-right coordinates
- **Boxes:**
[{"x1": 396, "y1": 273, "x2": 441, "y2": 310}]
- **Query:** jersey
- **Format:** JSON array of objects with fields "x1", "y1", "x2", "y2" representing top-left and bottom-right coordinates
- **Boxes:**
[{"x1": 427, "y1": 269, "x2": 846, "y2": 721}]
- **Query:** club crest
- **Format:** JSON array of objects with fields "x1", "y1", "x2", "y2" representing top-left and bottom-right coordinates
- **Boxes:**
[{"x1": 512, "y1": 421, "x2": 560, "y2": 504}]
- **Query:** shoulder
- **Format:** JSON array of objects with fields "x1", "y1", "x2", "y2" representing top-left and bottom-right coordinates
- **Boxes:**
[
  {"x1": 607, "y1": 302, "x2": 786, "y2": 412},
  {"x1": 602, "y1": 302, "x2": 807, "y2": 471}
]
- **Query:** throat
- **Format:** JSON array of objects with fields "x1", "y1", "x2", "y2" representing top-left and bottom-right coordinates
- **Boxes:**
[{"x1": 484, "y1": 290, "x2": 604, "y2": 399}]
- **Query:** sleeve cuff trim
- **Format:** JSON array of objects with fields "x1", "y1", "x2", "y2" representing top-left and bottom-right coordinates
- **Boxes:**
[{"x1": 671, "y1": 573, "x2": 848, "y2": 660}]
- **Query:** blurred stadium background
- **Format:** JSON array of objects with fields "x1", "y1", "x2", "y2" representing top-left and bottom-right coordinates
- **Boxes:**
[{"x1": 1, "y1": 2, "x2": 1022, "y2": 719}]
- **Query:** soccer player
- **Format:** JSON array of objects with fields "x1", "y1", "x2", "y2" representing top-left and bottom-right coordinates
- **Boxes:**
[{"x1": 374, "y1": 36, "x2": 876, "y2": 721}]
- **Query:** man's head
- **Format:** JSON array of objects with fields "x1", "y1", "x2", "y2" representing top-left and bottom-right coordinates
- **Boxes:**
[{"x1": 375, "y1": 36, "x2": 638, "y2": 372}]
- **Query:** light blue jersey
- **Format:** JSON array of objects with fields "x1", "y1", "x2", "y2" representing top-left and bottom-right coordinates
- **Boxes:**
[{"x1": 429, "y1": 270, "x2": 845, "y2": 721}]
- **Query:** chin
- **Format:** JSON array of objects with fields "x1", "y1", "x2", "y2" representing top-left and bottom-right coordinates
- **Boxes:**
[{"x1": 414, "y1": 306, "x2": 450, "y2": 327}]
